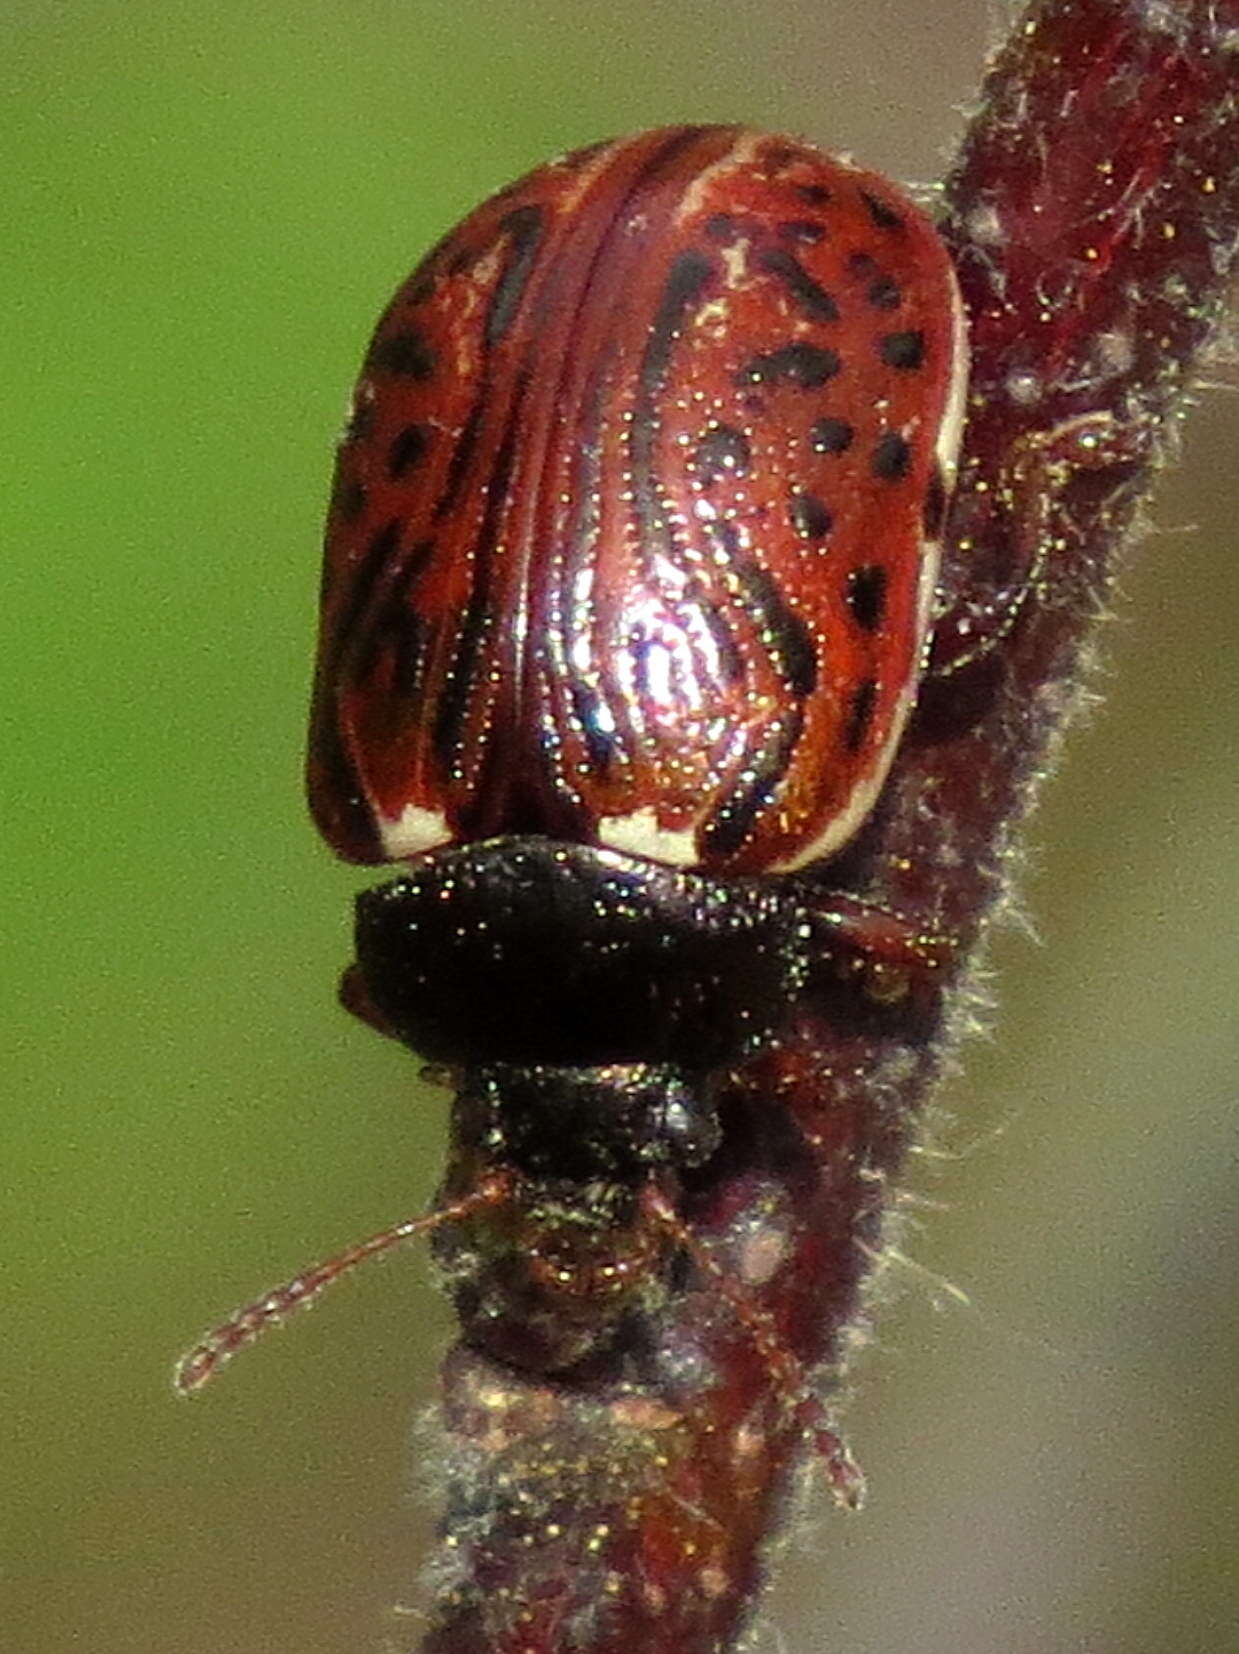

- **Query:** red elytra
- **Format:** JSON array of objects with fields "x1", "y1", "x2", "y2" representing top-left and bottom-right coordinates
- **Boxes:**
[{"x1": 308, "y1": 125, "x2": 967, "y2": 876}]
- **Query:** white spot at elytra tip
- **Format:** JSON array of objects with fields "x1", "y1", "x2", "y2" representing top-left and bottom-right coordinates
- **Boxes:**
[
  {"x1": 597, "y1": 808, "x2": 697, "y2": 866},
  {"x1": 378, "y1": 804, "x2": 453, "y2": 859}
]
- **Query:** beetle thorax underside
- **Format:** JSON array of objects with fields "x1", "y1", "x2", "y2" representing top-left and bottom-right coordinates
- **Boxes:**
[{"x1": 310, "y1": 125, "x2": 966, "y2": 878}]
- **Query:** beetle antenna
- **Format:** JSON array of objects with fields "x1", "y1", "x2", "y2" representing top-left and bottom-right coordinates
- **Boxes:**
[
  {"x1": 174, "y1": 1172, "x2": 511, "y2": 1395},
  {"x1": 642, "y1": 1185, "x2": 866, "y2": 1511}
]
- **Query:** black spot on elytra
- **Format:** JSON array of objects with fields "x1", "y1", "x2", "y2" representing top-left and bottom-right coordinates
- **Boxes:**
[
  {"x1": 860, "y1": 190, "x2": 905, "y2": 231},
  {"x1": 371, "y1": 329, "x2": 435, "y2": 379},
  {"x1": 778, "y1": 220, "x2": 826, "y2": 245},
  {"x1": 705, "y1": 213, "x2": 741, "y2": 243},
  {"x1": 810, "y1": 416, "x2": 854, "y2": 455},
  {"x1": 736, "y1": 343, "x2": 839, "y2": 389},
  {"x1": 694, "y1": 423, "x2": 751, "y2": 483},
  {"x1": 872, "y1": 431, "x2": 912, "y2": 480},
  {"x1": 794, "y1": 182, "x2": 831, "y2": 206},
  {"x1": 843, "y1": 678, "x2": 879, "y2": 751},
  {"x1": 846, "y1": 565, "x2": 888, "y2": 632},
  {"x1": 758, "y1": 249, "x2": 840, "y2": 323},
  {"x1": 788, "y1": 492, "x2": 833, "y2": 541},
  {"x1": 867, "y1": 275, "x2": 902, "y2": 310},
  {"x1": 880, "y1": 330, "x2": 926, "y2": 370},
  {"x1": 388, "y1": 423, "x2": 430, "y2": 480}
]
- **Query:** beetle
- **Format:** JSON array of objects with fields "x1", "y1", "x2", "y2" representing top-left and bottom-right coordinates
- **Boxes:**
[{"x1": 177, "y1": 126, "x2": 969, "y2": 1493}]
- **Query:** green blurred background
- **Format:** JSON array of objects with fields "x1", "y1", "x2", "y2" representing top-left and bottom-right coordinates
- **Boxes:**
[{"x1": 4, "y1": 3, "x2": 1236, "y2": 1650}]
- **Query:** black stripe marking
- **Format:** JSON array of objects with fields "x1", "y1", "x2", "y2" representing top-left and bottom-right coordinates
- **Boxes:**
[
  {"x1": 860, "y1": 190, "x2": 905, "y2": 231},
  {"x1": 370, "y1": 328, "x2": 435, "y2": 379},
  {"x1": 732, "y1": 558, "x2": 816, "y2": 697},
  {"x1": 788, "y1": 492, "x2": 833, "y2": 541},
  {"x1": 810, "y1": 416, "x2": 854, "y2": 454},
  {"x1": 702, "y1": 709, "x2": 805, "y2": 858},
  {"x1": 736, "y1": 342, "x2": 839, "y2": 389},
  {"x1": 846, "y1": 565, "x2": 888, "y2": 633},
  {"x1": 485, "y1": 206, "x2": 545, "y2": 349},
  {"x1": 333, "y1": 517, "x2": 402, "y2": 669},
  {"x1": 880, "y1": 330, "x2": 926, "y2": 370},
  {"x1": 432, "y1": 405, "x2": 523, "y2": 771},
  {"x1": 433, "y1": 402, "x2": 483, "y2": 521},
  {"x1": 632, "y1": 250, "x2": 713, "y2": 550},
  {"x1": 700, "y1": 597, "x2": 744, "y2": 685},
  {"x1": 388, "y1": 423, "x2": 430, "y2": 480},
  {"x1": 758, "y1": 248, "x2": 840, "y2": 322},
  {"x1": 387, "y1": 540, "x2": 435, "y2": 699},
  {"x1": 843, "y1": 678, "x2": 879, "y2": 751},
  {"x1": 356, "y1": 537, "x2": 435, "y2": 695},
  {"x1": 872, "y1": 431, "x2": 912, "y2": 480},
  {"x1": 640, "y1": 250, "x2": 713, "y2": 399}
]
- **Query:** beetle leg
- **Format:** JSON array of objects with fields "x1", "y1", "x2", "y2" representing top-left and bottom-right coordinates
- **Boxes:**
[
  {"x1": 928, "y1": 409, "x2": 1154, "y2": 677},
  {"x1": 642, "y1": 1184, "x2": 865, "y2": 1510},
  {"x1": 797, "y1": 890, "x2": 954, "y2": 1002}
]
